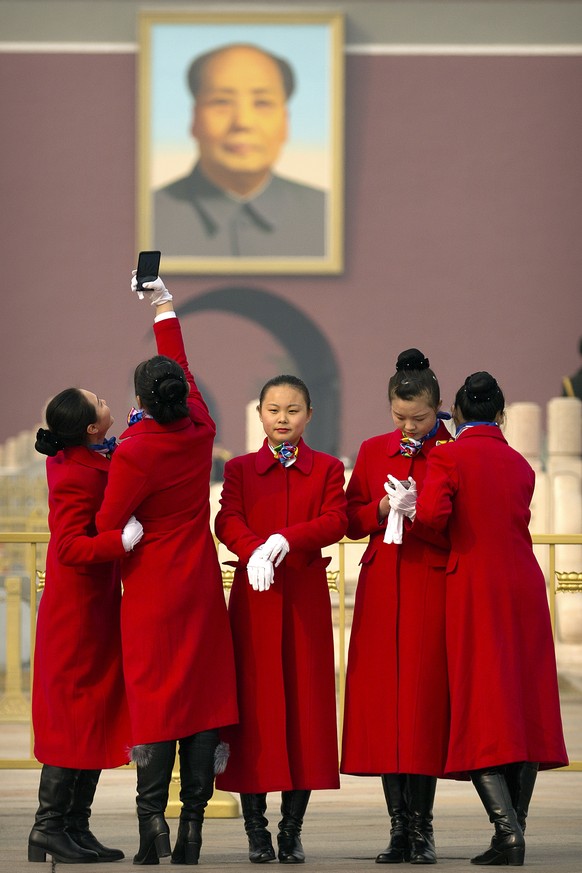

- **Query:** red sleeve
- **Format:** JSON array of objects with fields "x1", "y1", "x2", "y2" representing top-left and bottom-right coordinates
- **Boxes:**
[
  {"x1": 346, "y1": 442, "x2": 385, "y2": 539},
  {"x1": 214, "y1": 458, "x2": 264, "y2": 564},
  {"x1": 278, "y1": 458, "x2": 348, "y2": 551},
  {"x1": 49, "y1": 466, "x2": 126, "y2": 565},
  {"x1": 415, "y1": 448, "x2": 457, "y2": 533},
  {"x1": 154, "y1": 317, "x2": 215, "y2": 434}
]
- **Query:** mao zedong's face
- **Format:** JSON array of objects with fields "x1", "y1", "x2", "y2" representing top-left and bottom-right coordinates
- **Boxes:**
[{"x1": 192, "y1": 46, "x2": 289, "y2": 197}]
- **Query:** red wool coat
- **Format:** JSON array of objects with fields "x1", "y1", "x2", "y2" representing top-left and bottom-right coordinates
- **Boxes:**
[
  {"x1": 214, "y1": 439, "x2": 347, "y2": 794},
  {"x1": 33, "y1": 448, "x2": 131, "y2": 769},
  {"x1": 340, "y1": 423, "x2": 452, "y2": 777},
  {"x1": 415, "y1": 425, "x2": 569, "y2": 777},
  {"x1": 96, "y1": 317, "x2": 238, "y2": 745}
]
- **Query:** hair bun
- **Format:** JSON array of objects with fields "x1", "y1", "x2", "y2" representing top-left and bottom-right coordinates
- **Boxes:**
[
  {"x1": 152, "y1": 373, "x2": 187, "y2": 406},
  {"x1": 395, "y1": 348, "x2": 430, "y2": 372},
  {"x1": 464, "y1": 371, "x2": 499, "y2": 402},
  {"x1": 35, "y1": 427, "x2": 64, "y2": 457}
]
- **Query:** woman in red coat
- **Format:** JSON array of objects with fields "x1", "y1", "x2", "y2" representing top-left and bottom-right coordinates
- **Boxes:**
[
  {"x1": 30, "y1": 391, "x2": 141, "y2": 864},
  {"x1": 340, "y1": 349, "x2": 452, "y2": 865},
  {"x1": 96, "y1": 276, "x2": 238, "y2": 866},
  {"x1": 391, "y1": 372, "x2": 568, "y2": 866},
  {"x1": 214, "y1": 374, "x2": 347, "y2": 865}
]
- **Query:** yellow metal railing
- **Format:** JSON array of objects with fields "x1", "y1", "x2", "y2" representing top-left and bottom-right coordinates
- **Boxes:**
[{"x1": 1, "y1": 532, "x2": 581, "y2": 773}]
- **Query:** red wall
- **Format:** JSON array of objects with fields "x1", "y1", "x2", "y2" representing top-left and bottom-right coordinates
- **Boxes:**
[{"x1": 2, "y1": 51, "x2": 581, "y2": 459}]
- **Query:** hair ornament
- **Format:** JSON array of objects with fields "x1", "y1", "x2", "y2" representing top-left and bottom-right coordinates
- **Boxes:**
[
  {"x1": 464, "y1": 372, "x2": 500, "y2": 403},
  {"x1": 35, "y1": 427, "x2": 64, "y2": 457},
  {"x1": 395, "y1": 348, "x2": 430, "y2": 372}
]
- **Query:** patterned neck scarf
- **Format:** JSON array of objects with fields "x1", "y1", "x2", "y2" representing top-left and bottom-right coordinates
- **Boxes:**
[
  {"x1": 89, "y1": 436, "x2": 117, "y2": 456},
  {"x1": 399, "y1": 412, "x2": 451, "y2": 457},
  {"x1": 272, "y1": 441, "x2": 299, "y2": 466},
  {"x1": 127, "y1": 407, "x2": 154, "y2": 426}
]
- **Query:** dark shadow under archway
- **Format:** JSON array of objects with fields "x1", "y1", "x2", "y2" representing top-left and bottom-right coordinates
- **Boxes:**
[{"x1": 176, "y1": 287, "x2": 341, "y2": 456}]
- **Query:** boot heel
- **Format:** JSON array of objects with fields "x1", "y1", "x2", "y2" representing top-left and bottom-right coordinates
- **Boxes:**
[
  {"x1": 27, "y1": 844, "x2": 46, "y2": 862},
  {"x1": 505, "y1": 845, "x2": 525, "y2": 866},
  {"x1": 183, "y1": 841, "x2": 201, "y2": 864},
  {"x1": 154, "y1": 831, "x2": 172, "y2": 858}
]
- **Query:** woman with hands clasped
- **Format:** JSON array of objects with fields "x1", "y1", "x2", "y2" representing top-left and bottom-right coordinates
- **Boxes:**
[
  {"x1": 388, "y1": 372, "x2": 568, "y2": 866},
  {"x1": 214, "y1": 375, "x2": 347, "y2": 865},
  {"x1": 95, "y1": 274, "x2": 238, "y2": 866},
  {"x1": 341, "y1": 349, "x2": 453, "y2": 866},
  {"x1": 30, "y1": 391, "x2": 142, "y2": 863}
]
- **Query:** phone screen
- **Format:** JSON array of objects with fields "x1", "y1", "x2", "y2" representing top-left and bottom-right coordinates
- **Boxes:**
[{"x1": 136, "y1": 251, "x2": 161, "y2": 289}]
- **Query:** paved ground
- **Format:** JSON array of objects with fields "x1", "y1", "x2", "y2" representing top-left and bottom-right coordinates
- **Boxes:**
[{"x1": 1, "y1": 767, "x2": 581, "y2": 871}]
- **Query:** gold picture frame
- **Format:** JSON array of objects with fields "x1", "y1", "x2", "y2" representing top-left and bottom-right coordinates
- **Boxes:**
[{"x1": 137, "y1": 11, "x2": 344, "y2": 275}]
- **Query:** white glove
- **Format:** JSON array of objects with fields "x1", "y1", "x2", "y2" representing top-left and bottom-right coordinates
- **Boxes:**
[
  {"x1": 246, "y1": 548, "x2": 275, "y2": 592},
  {"x1": 122, "y1": 515, "x2": 144, "y2": 551},
  {"x1": 384, "y1": 508, "x2": 403, "y2": 545},
  {"x1": 384, "y1": 475, "x2": 418, "y2": 519},
  {"x1": 258, "y1": 533, "x2": 290, "y2": 568},
  {"x1": 131, "y1": 271, "x2": 173, "y2": 306}
]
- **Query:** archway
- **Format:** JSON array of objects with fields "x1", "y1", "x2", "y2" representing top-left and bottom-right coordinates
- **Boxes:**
[{"x1": 175, "y1": 286, "x2": 341, "y2": 455}]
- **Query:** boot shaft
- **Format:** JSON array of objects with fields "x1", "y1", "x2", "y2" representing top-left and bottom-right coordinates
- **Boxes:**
[
  {"x1": 65, "y1": 769, "x2": 101, "y2": 830},
  {"x1": 177, "y1": 729, "x2": 218, "y2": 818},
  {"x1": 34, "y1": 765, "x2": 79, "y2": 832},
  {"x1": 134, "y1": 740, "x2": 177, "y2": 819}
]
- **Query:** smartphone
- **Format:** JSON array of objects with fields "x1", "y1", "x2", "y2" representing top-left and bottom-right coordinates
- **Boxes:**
[
  {"x1": 136, "y1": 250, "x2": 161, "y2": 292},
  {"x1": 387, "y1": 479, "x2": 411, "y2": 489}
]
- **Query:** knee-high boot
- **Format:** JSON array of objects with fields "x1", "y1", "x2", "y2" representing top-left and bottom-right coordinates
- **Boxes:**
[
  {"x1": 407, "y1": 775, "x2": 437, "y2": 865},
  {"x1": 171, "y1": 730, "x2": 219, "y2": 865},
  {"x1": 133, "y1": 740, "x2": 176, "y2": 865},
  {"x1": 470, "y1": 768, "x2": 525, "y2": 866},
  {"x1": 376, "y1": 774, "x2": 410, "y2": 864},
  {"x1": 65, "y1": 769, "x2": 125, "y2": 861},
  {"x1": 504, "y1": 762, "x2": 539, "y2": 833},
  {"x1": 277, "y1": 790, "x2": 311, "y2": 864},
  {"x1": 28, "y1": 765, "x2": 99, "y2": 863},
  {"x1": 241, "y1": 793, "x2": 276, "y2": 863}
]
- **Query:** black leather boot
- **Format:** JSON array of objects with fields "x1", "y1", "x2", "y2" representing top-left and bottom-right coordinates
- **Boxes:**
[
  {"x1": 133, "y1": 741, "x2": 176, "y2": 865},
  {"x1": 241, "y1": 793, "x2": 276, "y2": 863},
  {"x1": 65, "y1": 769, "x2": 125, "y2": 861},
  {"x1": 470, "y1": 768, "x2": 525, "y2": 866},
  {"x1": 376, "y1": 774, "x2": 410, "y2": 864},
  {"x1": 407, "y1": 775, "x2": 437, "y2": 864},
  {"x1": 28, "y1": 765, "x2": 99, "y2": 863},
  {"x1": 504, "y1": 762, "x2": 539, "y2": 834},
  {"x1": 171, "y1": 730, "x2": 218, "y2": 865},
  {"x1": 277, "y1": 790, "x2": 311, "y2": 864}
]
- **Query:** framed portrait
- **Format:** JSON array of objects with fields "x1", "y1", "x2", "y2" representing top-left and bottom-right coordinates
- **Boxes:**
[{"x1": 137, "y1": 11, "x2": 344, "y2": 275}]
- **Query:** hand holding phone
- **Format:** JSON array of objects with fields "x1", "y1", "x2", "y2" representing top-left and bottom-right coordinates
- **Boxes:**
[{"x1": 135, "y1": 250, "x2": 161, "y2": 299}]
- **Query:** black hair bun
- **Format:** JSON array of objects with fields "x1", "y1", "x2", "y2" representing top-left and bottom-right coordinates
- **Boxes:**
[
  {"x1": 464, "y1": 371, "x2": 499, "y2": 402},
  {"x1": 152, "y1": 374, "x2": 187, "y2": 406},
  {"x1": 396, "y1": 348, "x2": 430, "y2": 372},
  {"x1": 35, "y1": 427, "x2": 64, "y2": 457}
]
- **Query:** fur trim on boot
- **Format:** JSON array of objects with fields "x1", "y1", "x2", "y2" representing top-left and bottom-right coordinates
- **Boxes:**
[
  {"x1": 214, "y1": 742, "x2": 230, "y2": 775},
  {"x1": 130, "y1": 745, "x2": 154, "y2": 768}
]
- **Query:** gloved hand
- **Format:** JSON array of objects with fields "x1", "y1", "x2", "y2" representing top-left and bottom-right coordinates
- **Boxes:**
[
  {"x1": 384, "y1": 508, "x2": 403, "y2": 545},
  {"x1": 384, "y1": 475, "x2": 418, "y2": 519},
  {"x1": 247, "y1": 548, "x2": 275, "y2": 592},
  {"x1": 258, "y1": 533, "x2": 290, "y2": 567},
  {"x1": 122, "y1": 515, "x2": 144, "y2": 551},
  {"x1": 131, "y1": 270, "x2": 173, "y2": 306}
]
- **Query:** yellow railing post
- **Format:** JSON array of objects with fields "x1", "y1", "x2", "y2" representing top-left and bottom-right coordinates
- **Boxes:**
[{"x1": 0, "y1": 575, "x2": 29, "y2": 721}]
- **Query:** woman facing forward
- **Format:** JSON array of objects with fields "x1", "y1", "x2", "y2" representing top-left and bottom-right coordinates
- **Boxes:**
[
  {"x1": 215, "y1": 375, "x2": 347, "y2": 865},
  {"x1": 389, "y1": 371, "x2": 568, "y2": 866}
]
